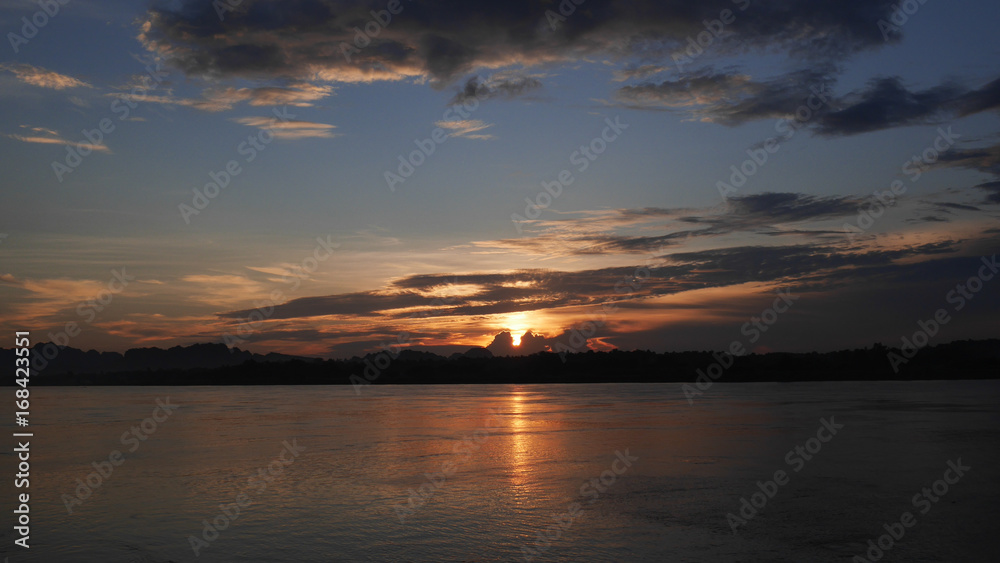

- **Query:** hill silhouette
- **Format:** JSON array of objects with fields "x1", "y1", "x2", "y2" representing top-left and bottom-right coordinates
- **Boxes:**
[{"x1": 2, "y1": 339, "x2": 996, "y2": 386}]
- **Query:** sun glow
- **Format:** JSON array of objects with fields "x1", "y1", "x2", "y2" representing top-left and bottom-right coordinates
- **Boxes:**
[{"x1": 505, "y1": 311, "x2": 532, "y2": 346}]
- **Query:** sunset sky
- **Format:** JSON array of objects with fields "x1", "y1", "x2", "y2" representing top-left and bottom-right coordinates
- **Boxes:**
[{"x1": 1, "y1": 0, "x2": 998, "y2": 358}]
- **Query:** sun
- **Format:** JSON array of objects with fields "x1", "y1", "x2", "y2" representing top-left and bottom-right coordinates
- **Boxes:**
[{"x1": 504, "y1": 312, "x2": 532, "y2": 347}]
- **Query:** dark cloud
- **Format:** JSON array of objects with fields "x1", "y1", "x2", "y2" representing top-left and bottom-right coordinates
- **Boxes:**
[
  {"x1": 450, "y1": 72, "x2": 543, "y2": 104},
  {"x1": 933, "y1": 143, "x2": 1000, "y2": 176},
  {"x1": 936, "y1": 202, "x2": 981, "y2": 212},
  {"x1": 220, "y1": 290, "x2": 431, "y2": 319},
  {"x1": 225, "y1": 239, "x2": 960, "y2": 323},
  {"x1": 927, "y1": 143, "x2": 1000, "y2": 204},
  {"x1": 592, "y1": 253, "x2": 1000, "y2": 354},
  {"x1": 975, "y1": 180, "x2": 1000, "y2": 204},
  {"x1": 487, "y1": 330, "x2": 551, "y2": 356},
  {"x1": 660, "y1": 243, "x2": 951, "y2": 286},
  {"x1": 479, "y1": 231, "x2": 689, "y2": 257},
  {"x1": 484, "y1": 193, "x2": 861, "y2": 258},
  {"x1": 815, "y1": 77, "x2": 963, "y2": 135},
  {"x1": 617, "y1": 70, "x2": 1000, "y2": 136},
  {"x1": 907, "y1": 215, "x2": 950, "y2": 223},
  {"x1": 615, "y1": 67, "x2": 836, "y2": 126},
  {"x1": 719, "y1": 192, "x2": 859, "y2": 223},
  {"x1": 141, "y1": 0, "x2": 902, "y2": 88},
  {"x1": 956, "y1": 77, "x2": 1000, "y2": 117}
]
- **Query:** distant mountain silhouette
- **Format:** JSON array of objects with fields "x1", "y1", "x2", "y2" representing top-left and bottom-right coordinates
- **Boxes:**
[
  {"x1": 2, "y1": 339, "x2": 996, "y2": 386},
  {"x1": 457, "y1": 346, "x2": 493, "y2": 359},
  {"x1": 2, "y1": 342, "x2": 315, "y2": 376}
]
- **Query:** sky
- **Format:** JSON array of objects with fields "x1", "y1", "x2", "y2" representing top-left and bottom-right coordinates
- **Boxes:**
[{"x1": 0, "y1": 0, "x2": 998, "y2": 359}]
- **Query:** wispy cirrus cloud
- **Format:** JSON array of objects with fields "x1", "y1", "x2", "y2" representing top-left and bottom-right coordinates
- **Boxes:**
[
  {"x1": 233, "y1": 116, "x2": 339, "y2": 139},
  {"x1": 613, "y1": 64, "x2": 668, "y2": 82},
  {"x1": 4, "y1": 125, "x2": 110, "y2": 153},
  {"x1": 435, "y1": 119, "x2": 494, "y2": 140},
  {"x1": 113, "y1": 82, "x2": 335, "y2": 113},
  {"x1": 0, "y1": 63, "x2": 91, "y2": 89},
  {"x1": 477, "y1": 193, "x2": 863, "y2": 257}
]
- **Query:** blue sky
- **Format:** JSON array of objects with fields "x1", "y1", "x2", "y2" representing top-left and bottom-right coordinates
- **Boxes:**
[{"x1": 1, "y1": 0, "x2": 998, "y2": 358}]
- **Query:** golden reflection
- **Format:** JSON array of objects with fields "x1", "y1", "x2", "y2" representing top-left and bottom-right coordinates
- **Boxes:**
[{"x1": 505, "y1": 387, "x2": 541, "y2": 508}]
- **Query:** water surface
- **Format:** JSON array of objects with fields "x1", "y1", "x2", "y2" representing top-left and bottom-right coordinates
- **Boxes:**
[{"x1": 3, "y1": 381, "x2": 997, "y2": 562}]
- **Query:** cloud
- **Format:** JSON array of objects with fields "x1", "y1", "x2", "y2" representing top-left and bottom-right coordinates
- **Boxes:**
[
  {"x1": 449, "y1": 71, "x2": 543, "y2": 104},
  {"x1": 0, "y1": 63, "x2": 91, "y2": 89},
  {"x1": 932, "y1": 142, "x2": 1000, "y2": 176},
  {"x1": 478, "y1": 193, "x2": 861, "y2": 257},
  {"x1": 975, "y1": 181, "x2": 1000, "y2": 204},
  {"x1": 690, "y1": 192, "x2": 861, "y2": 229},
  {"x1": 0, "y1": 273, "x2": 132, "y2": 324},
  {"x1": 233, "y1": 116, "x2": 339, "y2": 139},
  {"x1": 487, "y1": 330, "x2": 552, "y2": 356},
  {"x1": 926, "y1": 142, "x2": 1000, "y2": 204},
  {"x1": 955, "y1": 77, "x2": 1000, "y2": 117},
  {"x1": 122, "y1": 82, "x2": 335, "y2": 112},
  {"x1": 916, "y1": 143, "x2": 1000, "y2": 204},
  {"x1": 435, "y1": 119, "x2": 494, "y2": 140},
  {"x1": 4, "y1": 125, "x2": 110, "y2": 153},
  {"x1": 136, "y1": 0, "x2": 997, "y2": 138},
  {"x1": 815, "y1": 77, "x2": 964, "y2": 136},
  {"x1": 222, "y1": 239, "x2": 964, "y2": 327},
  {"x1": 139, "y1": 0, "x2": 903, "y2": 88},
  {"x1": 180, "y1": 274, "x2": 270, "y2": 308},
  {"x1": 612, "y1": 64, "x2": 667, "y2": 82},
  {"x1": 193, "y1": 83, "x2": 335, "y2": 110},
  {"x1": 616, "y1": 65, "x2": 841, "y2": 125},
  {"x1": 617, "y1": 69, "x2": 1000, "y2": 136},
  {"x1": 616, "y1": 70, "x2": 758, "y2": 109}
]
